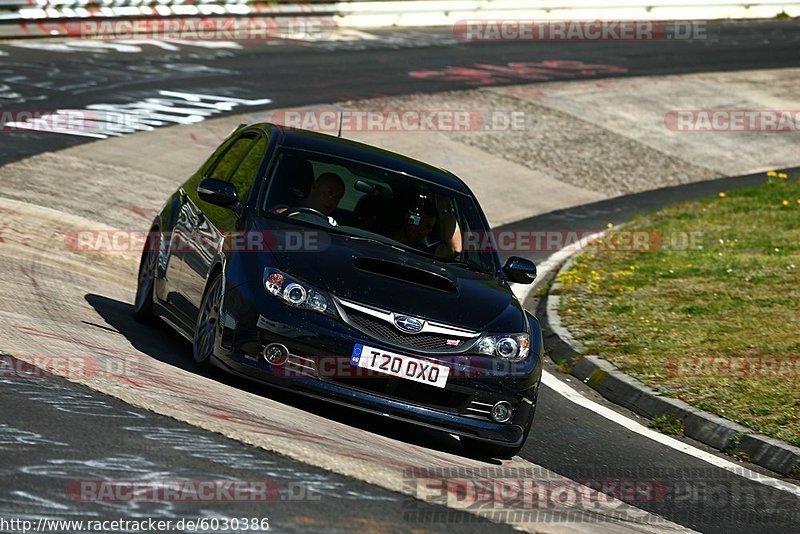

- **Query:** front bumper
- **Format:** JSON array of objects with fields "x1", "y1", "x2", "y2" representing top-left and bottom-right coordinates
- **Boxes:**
[{"x1": 215, "y1": 278, "x2": 543, "y2": 445}]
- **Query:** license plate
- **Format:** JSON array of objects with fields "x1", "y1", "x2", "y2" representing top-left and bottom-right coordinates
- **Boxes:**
[{"x1": 351, "y1": 344, "x2": 449, "y2": 388}]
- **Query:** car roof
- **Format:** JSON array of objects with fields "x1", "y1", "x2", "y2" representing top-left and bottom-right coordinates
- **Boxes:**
[{"x1": 250, "y1": 123, "x2": 472, "y2": 194}]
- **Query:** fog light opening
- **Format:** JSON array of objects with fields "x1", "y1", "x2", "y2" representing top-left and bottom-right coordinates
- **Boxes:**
[
  {"x1": 262, "y1": 343, "x2": 289, "y2": 366},
  {"x1": 491, "y1": 401, "x2": 513, "y2": 423}
]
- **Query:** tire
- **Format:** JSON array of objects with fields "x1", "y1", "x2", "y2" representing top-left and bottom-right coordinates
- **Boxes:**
[
  {"x1": 133, "y1": 233, "x2": 159, "y2": 324},
  {"x1": 193, "y1": 272, "x2": 223, "y2": 373}
]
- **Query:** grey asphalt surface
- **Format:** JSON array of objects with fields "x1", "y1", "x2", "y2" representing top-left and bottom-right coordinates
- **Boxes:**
[
  {"x1": 2, "y1": 20, "x2": 800, "y2": 165},
  {"x1": 0, "y1": 352, "x2": 511, "y2": 533},
  {"x1": 1, "y1": 20, "x2": 800, "y2": 534},
  {"x1": 497, "y1": 170, "x2": 800, "y2": 533}
]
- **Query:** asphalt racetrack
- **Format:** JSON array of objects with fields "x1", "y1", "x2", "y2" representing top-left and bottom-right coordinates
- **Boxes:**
[{"x1": 1, "y1": 20, "x2": 799, "y2": 533}]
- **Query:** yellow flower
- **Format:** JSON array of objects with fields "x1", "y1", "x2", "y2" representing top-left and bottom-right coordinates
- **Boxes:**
[
  {"x1": 718, "y1": 192, "x2": 726, "y2": 198},
  {"x1": 782, "y1": 200, "x2": 790, "y2": 206},
  {"x1": 797, "y1": 199, "x2": 800, "y2": 205},
  {"x1": 766, "y1": 170, "x2": 777, "y2": 177},
  {"x1": 607, "y1": 222, "x2": 613, "y2": 228},
  {"x1": 778, "y1": 173, "x2": 789, "y2": 179}
]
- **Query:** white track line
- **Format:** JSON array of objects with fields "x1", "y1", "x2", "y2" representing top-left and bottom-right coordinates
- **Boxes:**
[
  {"x1": 512, "y1": 232, "x2": 800, "y2": 498},
  {"x1": 541, "y1": 373, "x2": 800, "y2": 497}
]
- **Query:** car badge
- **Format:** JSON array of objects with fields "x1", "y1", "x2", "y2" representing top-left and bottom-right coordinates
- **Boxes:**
[{"x1": 394, "y1": 315, "x2": 424, "y2": 333}]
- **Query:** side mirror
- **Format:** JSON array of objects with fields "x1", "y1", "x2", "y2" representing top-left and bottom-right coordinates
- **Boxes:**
[
  {"x1": 198, "y1": 178, "x2": 238, "y2": 208},
  {"x1": 503, "y1": 256, "x2": 537, "y2": 284}
]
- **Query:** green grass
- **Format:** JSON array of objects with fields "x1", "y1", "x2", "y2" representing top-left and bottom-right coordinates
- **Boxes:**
[
  {"x1": 556, "y1": 171, "x2": 800, "y2": 447},
  {"x1": 649, "y1": 415, "x2": 685, "y2": 436},
  {"x1": 725, "y1": 433, "x2": 752, "y2": 463}
]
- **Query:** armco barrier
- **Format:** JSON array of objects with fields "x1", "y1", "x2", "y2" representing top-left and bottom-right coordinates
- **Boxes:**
[
  {"x1": 1, "y1": 0, "x2": 799, "y2": 33},
  {"x1": 336, "y1": 0, "x2": 800, "y2": 26},
  {"x1": 0, "y1": 2, "x2": 338, "y2": 38}
]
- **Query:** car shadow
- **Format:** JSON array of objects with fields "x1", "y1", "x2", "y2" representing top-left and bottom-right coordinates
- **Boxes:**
[{"x1": 85, "y1": 293, "x2": 503, "y2": 464}]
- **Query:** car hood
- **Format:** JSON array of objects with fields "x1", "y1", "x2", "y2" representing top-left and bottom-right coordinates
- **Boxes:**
[{"x1": 253, "y1": 218, "x2": 526, "y2": 332}]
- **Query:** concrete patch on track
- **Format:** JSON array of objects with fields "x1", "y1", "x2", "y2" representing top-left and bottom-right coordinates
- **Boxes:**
[
  {"x1": 487, "y1": 68, "x2": 800, "y2": 188},
  {"x1": 455, "y1": 94, "x2": 720, "y2": 196},
  {"x1": 319, "y1": 68, "x2": 800, "y2": 197}
]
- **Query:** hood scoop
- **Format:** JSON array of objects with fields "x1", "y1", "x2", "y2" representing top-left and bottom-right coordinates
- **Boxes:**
[{"x1": 353, "y1": 257, "x2": 455, "y2": 292}]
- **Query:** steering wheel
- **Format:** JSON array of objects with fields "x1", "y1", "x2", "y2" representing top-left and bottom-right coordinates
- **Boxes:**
[{"x1": 284, "y1": 206, "x2": 328, "y2": 220}]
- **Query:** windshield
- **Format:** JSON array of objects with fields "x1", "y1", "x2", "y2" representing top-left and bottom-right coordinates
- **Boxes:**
[{"x1": 261, "y1": 147, "x2": 498, "y2": 273}]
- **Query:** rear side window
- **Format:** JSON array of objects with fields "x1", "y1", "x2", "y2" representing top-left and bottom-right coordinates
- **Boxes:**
[
  {"x1": 208, "y1": 135, "x2": 255, "y2": 181},
  {"x1": 229, "y1": 136, "x2": 268, "y2": 200}
]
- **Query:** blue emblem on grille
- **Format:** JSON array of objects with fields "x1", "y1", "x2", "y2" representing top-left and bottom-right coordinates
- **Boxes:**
[{"x1": 394, "y1": 315, "x2": 424, "y2": 333}]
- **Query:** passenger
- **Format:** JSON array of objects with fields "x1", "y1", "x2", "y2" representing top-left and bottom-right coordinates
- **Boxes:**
[{"x1": 394, "y1": 195, "x2": 462, "y2": 258}]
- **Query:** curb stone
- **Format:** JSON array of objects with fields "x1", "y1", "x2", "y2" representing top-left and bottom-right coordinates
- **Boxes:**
[{"x1": 537, "y1": 256, "x2": 800, "y2": 478}]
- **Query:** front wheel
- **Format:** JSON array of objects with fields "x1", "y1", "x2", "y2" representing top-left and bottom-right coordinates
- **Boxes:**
[
  {"x1": 133, "y1": 235, "x2": 158, "y2": 324},
  {"x1": 193, "y1": 273, "x2": 223, "y2": 373}
]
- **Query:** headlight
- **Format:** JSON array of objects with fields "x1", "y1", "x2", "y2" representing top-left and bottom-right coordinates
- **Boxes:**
[
  {"x1": 476, "y1": 333, "x2": 530, "y2": 362},
  {"x1": 263, "y1": 268, "x2": 337, "y2": 317}
]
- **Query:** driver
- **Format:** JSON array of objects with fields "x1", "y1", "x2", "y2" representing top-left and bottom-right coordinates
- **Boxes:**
[
  {"x1": 275, "y1": 172, "x2": 345, "y2": 226},
  {"x1": 305, "y1": 172, "x2": 345, "y2": 217}
]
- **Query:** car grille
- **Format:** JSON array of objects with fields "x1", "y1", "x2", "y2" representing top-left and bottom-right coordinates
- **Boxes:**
[
  {"x1": 345, "y1": 308, "x2": 476, "y2": 354},
  {"x1": 465, "y1": 399, "x2": 494, "y2": 417},
  {"x1": 284, "y1": 354, "x2": 317, "y2": 377}
]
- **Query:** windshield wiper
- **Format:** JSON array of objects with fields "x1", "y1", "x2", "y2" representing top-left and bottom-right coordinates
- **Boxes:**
[
  {"x1": 343, "y1": 234, "x2": 406, "y2": 253},
  {"x1": 441, "y1": 259, "x2": 492, "y2": 274}
]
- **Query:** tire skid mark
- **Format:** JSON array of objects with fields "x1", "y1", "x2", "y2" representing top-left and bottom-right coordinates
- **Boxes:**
[
  {"x1": 18, "y1": 265, "x2": 40, "y2": 290},
  {"x1": 14, "y1": 325, "x2": 127, "y2": 358}
]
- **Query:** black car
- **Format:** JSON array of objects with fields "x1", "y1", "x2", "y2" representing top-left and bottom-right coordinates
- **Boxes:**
[{"x1": 134, "y1": 122, "x2": 543, "y2": 458}]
